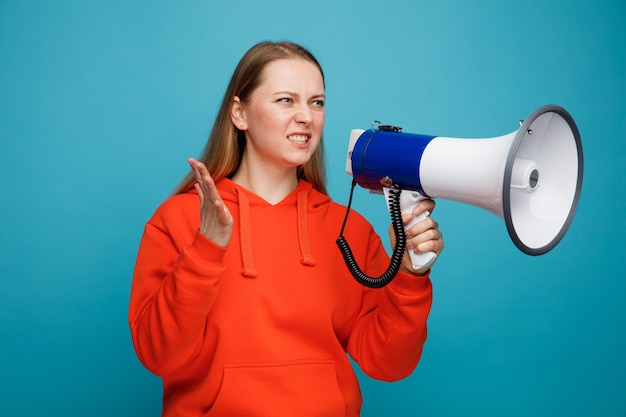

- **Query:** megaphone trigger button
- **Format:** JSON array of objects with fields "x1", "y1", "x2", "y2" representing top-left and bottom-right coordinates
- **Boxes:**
[{"x1": 378, "y1": 124, "x2": 402, "y2": 132}]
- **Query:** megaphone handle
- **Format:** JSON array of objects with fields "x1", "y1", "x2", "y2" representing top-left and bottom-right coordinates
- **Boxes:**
[{"x1": 384, "y1": 188, "x2": 438, "y2": 271}]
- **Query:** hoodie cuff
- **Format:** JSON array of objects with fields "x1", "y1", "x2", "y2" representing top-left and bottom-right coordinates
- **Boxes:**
[
  {"x1": 389, "y1": 270, "x2": 431, "y2": 296},
  {"x1": 179, "y1": 229, "x2": 228, "y2": 276}
]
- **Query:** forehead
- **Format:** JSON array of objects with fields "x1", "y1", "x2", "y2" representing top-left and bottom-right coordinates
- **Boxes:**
[{"x1": 257, "y1": 58, "x2": 324, "y2": 93}]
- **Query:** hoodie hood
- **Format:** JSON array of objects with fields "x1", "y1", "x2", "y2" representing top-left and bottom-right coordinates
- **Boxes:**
[{"x1": 194, "y1": 178, "x2": 331, "y2": 278}]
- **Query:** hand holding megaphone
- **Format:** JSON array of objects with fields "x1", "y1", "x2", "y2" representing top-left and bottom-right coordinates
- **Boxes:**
[{"x1": 383, "y1": 187, "x2": 438, "y2": 271}]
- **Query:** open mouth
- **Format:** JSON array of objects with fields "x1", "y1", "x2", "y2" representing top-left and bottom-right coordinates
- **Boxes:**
[{"x1": 287, "y1": 134, "x2": 309, "y2": 144}]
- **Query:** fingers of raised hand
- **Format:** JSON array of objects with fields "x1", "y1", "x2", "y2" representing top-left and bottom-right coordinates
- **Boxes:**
[{"x1": 188, "y1": 158, "x2": 214, "y2": 190}]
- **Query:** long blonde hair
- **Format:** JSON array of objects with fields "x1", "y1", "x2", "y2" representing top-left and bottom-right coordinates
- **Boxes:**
[{"x1": 173, "y1": 41, "x2": 327, "y2": 195}]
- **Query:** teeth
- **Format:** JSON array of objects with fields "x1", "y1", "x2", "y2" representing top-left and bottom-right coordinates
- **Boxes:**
[{"x1": 288, "y1": 135, "x2": 309, "y2": 144}]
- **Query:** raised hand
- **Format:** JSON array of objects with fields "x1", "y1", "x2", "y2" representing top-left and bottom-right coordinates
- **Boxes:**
[{"x1": 188, "y1": 158, "x2": 234, "y2": 248}]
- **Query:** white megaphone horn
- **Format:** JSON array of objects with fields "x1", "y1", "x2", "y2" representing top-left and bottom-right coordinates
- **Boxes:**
[{"x1": 337, "y1": 104, "x2": 583, "y2": 288}]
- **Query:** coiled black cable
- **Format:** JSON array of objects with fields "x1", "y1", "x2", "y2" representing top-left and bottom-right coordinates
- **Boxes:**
[{"x1": 336, "y1": 179, "x2": 406, "y2": 288}]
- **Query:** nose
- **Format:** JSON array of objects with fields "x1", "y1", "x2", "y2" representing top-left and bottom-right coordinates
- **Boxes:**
[{"x1": 295, "y1": 104, "x2": 313, "y2": 124}]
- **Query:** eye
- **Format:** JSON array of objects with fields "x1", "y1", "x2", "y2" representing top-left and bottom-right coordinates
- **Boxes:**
[
  {"x1": 277, "y1": 97, "x2": 292, "y2": 103},
  {"x1": 311, "y1": 99, "x2": 325, "y2": 108}
]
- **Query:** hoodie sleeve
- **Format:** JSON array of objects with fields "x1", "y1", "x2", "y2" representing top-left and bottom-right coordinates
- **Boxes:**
[
  {"x1": 128, "y1": 209, "x2": 227, "y2": 376},
  {"x1": 346, "y1": 228, "x2": 433, "y2": 382}
]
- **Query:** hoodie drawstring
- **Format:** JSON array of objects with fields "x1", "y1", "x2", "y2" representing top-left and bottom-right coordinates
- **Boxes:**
[{"x1": 297, "y1": 190, "x2": 316, "y2": 266}]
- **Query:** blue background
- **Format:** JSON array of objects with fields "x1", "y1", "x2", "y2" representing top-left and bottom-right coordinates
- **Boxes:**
[{"x1": 1, "y1": 1, "x2": 624, "y2": 415}]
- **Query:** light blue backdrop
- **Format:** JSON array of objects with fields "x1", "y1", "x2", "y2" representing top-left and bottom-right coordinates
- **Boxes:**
[{"x1": 1, "y1": 0, "x2": 624, "y2": 416}]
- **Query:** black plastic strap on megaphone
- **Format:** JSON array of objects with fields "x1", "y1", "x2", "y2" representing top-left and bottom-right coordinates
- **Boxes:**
[{"x1": 336, "y1": 179, "x2": 406, "y2": 288}]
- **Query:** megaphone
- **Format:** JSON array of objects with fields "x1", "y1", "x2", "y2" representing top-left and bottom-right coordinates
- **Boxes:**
[{"x1": 337, "y1": 104, "x2": 583, "y2": 288}]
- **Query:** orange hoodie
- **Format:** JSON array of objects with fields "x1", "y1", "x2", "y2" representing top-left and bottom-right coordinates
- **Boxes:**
[{"x1": 129, "y1": 178, "x2": 433, "y2": 417}]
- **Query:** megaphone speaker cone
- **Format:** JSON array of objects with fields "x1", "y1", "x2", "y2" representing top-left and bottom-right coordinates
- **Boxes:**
[{"x1": 504, "y1": 105, "x2": 583, "y2": 255}]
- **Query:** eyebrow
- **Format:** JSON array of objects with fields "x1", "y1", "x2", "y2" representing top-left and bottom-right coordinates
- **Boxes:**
[{"x1": 273, "y1": 91, "x2": 326, "y2": 100}]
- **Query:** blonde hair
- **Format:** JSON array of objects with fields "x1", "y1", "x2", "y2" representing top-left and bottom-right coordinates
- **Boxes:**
[{"x1": 173, "y1": 41, "x2": 327, "y2": 195}]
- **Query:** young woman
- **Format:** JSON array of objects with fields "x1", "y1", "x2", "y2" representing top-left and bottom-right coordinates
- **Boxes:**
[{"x1": 129, "y1": 41, "x2": 444, "y2": 417}]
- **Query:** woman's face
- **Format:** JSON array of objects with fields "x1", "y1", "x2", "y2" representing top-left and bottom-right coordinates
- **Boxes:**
[{"x1": 233, "y1": 58, "x2": 325, "y2": 173}]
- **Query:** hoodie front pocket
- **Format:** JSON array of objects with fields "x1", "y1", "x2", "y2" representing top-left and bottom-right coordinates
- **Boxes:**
[{"x1": 209, "y1": 359, "x2": 346, "y2": 417}]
